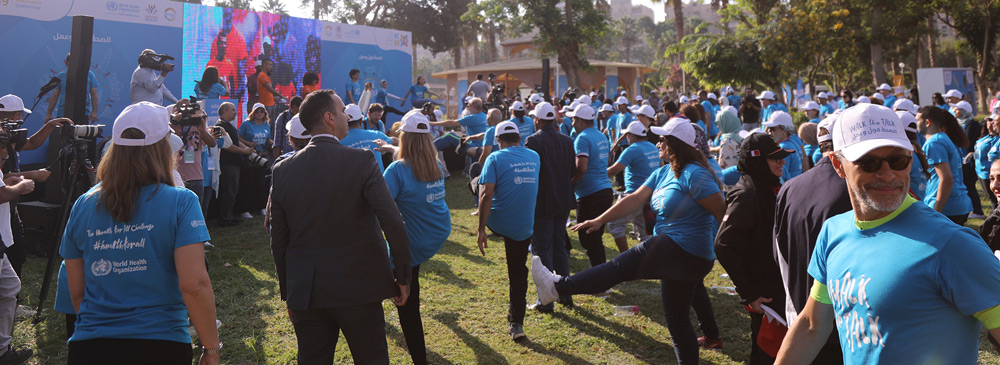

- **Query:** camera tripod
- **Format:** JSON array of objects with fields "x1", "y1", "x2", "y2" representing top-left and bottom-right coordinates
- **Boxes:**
[{"x1": 34, "y1": 137, "x2": 97, "y2": 323}]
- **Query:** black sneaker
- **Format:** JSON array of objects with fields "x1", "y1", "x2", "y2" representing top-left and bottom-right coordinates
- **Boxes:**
[
  {"x1": 0, "y1": 347, "x2": 32, "y2": 365},
  {"x1": 508, "y1": 322, "x2": 526, "y2": 341}
]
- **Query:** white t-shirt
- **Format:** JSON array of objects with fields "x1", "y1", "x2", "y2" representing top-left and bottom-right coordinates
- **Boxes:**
[{"x1": 0, "y1": 179, "x2": 12, "y2": 248}]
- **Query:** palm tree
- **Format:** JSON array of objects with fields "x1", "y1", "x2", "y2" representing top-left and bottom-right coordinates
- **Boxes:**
[
  {"x1": 261, "y1": 0, "x2": 287, "y2": 15},
  {"x1": 618, "y1": 17, "x2": 640, "y2": 63}
]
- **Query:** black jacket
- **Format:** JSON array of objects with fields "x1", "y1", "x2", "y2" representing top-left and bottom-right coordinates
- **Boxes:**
[
  {"x1": 715, "y1": 175, "x2": 785, "y2": 312},
  {"x1": 980, "y1": 208, "x2": 1000, "y2": 252},
  {"x1": 526, "y1": 124, "x2": 576, "y2": 216}
]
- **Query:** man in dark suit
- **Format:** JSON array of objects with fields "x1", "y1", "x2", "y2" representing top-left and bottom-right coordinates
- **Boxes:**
[{"x1": 269, "y1": 89, "x2": 412, "y2": 364}]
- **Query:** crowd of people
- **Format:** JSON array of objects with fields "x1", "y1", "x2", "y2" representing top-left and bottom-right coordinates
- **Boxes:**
[{"x1": 3, "y1": 46, "x2": 999, "y2": 365}]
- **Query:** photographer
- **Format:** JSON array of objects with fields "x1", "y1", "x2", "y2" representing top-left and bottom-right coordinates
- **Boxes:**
[
  {"x1": 130, "y1": 49, "x2": 178, "y2": 105},
  {"x1": 169, "y1": 100, "x2": 218, "y2": 206},
  {"x1": 739, "y1": 86, "x2": 761, "y2": 131},
  {"x1": 214, "y1": 102, "x2": 254, "y2": 227}
]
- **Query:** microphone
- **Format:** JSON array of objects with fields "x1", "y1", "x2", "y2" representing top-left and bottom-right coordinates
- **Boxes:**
[{"x1": 37, "y1": 77, "x2": 61, "y2": 99}]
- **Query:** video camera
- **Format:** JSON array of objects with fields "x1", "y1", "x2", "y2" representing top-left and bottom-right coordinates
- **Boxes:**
[
  {"x1": 0, "y1": 120, "x2": 27, "y2": 152},
  {"x1": 172, "y1": 100, "x2": 203, "y2": 127},
  {"x1": 138, "y1": 52, "x2": 175, "y2": 72}
]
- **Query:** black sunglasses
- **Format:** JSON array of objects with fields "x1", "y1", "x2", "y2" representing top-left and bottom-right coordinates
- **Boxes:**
[{"x1": 852, "y1": 155, "x2": 912, "y2": 173}]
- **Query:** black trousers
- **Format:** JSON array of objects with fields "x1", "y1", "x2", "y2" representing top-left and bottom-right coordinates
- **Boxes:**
[
  {"x1": 575, "y1": 188, "x2": 614, "y2": 267},
  {"x1": 217, "y1": 164, "x2": 240, "y2": 222},
  {"x1": 963, "y1": 163, "x2": 983, "y2": 215},
  {"x1": 395, "y1": 265, "x2": 426, "y2": 365},
  {"x1": 982, "y1": 178, "x2": 998, "y2": 210},
  {"x1": 6, "y1": 205, "x2": 23, "y2": 276},
  {"x1": 68, "y1": 338, "x2": 192, "y2": 365},
  {"x1": 503, "y1": 235, "x2": 532, "y2": 324},
  {"x1": 290, "y1": 302, "x2": 389, "y2": 365},
  {"x1": 237, "y1": 163, "x2": 267, "y2": 214}
]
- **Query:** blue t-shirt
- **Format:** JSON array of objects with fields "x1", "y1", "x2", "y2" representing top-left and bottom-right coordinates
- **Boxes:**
[
  {"x1": 54, "y1": 261, "x2": 73, "y2": 314},
  {"x1": 340, "y1": 128, "x2": 392, "y2": 172},
  {"x1": 809, "y1": 198, "x2": 1000, "y2": 364},
  {"x1": 560, "y1": 117, "x2": 573, "y2": 137},
  {"x1": 819, "y1": 104, "x2": 835, "y2": 118},
  {"x1": 54, "y1": 70, "x2": 99, "y2": 117},
  {"x1": 483, "y1": 125, "x2": 498, "y2": 153},
  {"x1": 194, "y1": 83, "x2": 227, "y2": 100},
  {"x1": 727, "y1": 94, "x2": 741, "y2": 109},
  {"x1": 384, "y1": 161, "x2": 451, "y2": 266},
  {"x1": 883, "y1": 94, "x2": 898, "y2": 109},
  {"x1": 573, "y1": 127, "x2": 612, "y2": 198},
  {"x1": 761, "y1": 104, "x2": 781, "y2": 125},
  {"x1": 613, "y1": 113, "x2": 633, "y2": 146},
  {"x1": 701, "y1": 100, "x2": 719, "y2": 136},
  {"x1": 375, "y1": 88, "x2": 388, "y2": 105},
  {"x1": 644, "y1": 163, "x2": 721, "y2": 260},
  {"x1": 615, "y1": 141, "x2": 660, "y2": 193},
  {"x1": 458, "y1": 112, "x2": 489, "y2": 148},
  {"x1": 973, "y1": 135, "x2": 999, "y2": 179},
  {"x1": 345, "y1": 80, "x2": 362, "y2": 103},
  {"x1": 508, "y1": 116, "x2": 535, "y2": 145},
  {"x1": 780, "y1": 137, "x2": 803, "y2": 183},
  {"x1": 838, "y1": 100, "x2": 856, "y2": 110},
  {"x1": 721, "y1": 165, "x2": 742, "y2": 186},
  {"x1": 60, "y1": 183, "x2": 210, "y2": 343},
  {"x1": 923, "y1": 133, "x2": 973, "y2": 215},
  {"x1": 238, "y1": 120, "x2": 271, "y2": 155},
  {"x1": 910, "y1": 154, "x2": 928, "y2": 201},
  {"x1": 478, "y1": 146, "x2": 540, "y2": 241},
  {"x1": 408, "y1": 84, "x2": 428, "y2": 100}
]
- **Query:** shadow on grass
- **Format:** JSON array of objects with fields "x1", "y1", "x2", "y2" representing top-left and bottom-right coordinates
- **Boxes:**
[
  {"x1": 553, "y1": 307, "x2": 666, "y2": 364},
  {"x1": 422, "y1": 260, "x2": 474, "y2": 289},
  {"x1": 436, "y1": 239, "x2": 491, "y2": 266},
  {"x1": 384, "y1": 323, "x2": 449, "y2": 364},
  {"x1": 432, "y1": 311, "x2": 509, "y2": 364}
]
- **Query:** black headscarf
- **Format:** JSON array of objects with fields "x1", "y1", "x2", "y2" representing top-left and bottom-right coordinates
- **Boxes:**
[{"x1": 737, "y1": 133, "x2": 783, "y2": 194}]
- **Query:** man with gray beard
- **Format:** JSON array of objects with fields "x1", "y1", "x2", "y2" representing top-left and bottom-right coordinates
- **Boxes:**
[{"x1": 776, "y1": 104, "x2": 1000, "y2": 364}]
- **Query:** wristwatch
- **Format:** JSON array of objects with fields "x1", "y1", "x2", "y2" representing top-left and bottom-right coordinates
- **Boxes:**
[{"x1": 203, "y1": 342, "x2": 223, "y2": 355}]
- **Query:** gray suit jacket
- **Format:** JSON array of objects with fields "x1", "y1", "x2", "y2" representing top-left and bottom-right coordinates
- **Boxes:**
[{"x1": 269, "y1": 136, "x2": 412, "y2": 311}]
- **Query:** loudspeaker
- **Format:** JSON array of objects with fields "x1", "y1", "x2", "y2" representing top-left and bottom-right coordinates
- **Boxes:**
[{"x1": 541, "y1": 58, "x2": 550, "y2": 101}]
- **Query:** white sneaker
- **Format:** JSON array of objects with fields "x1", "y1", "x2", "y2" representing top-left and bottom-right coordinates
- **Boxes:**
[
  {"x1": 531, "y1": 256, "x2": 561, "y2": 305},
  {"x1": 203, "y1": 242, "x2": 215, "y2": 249},
  {"x1": 260, "y1": 209, "x2": 267, "y2": 216},
  {"x1": 240, "y1": 212, "x2": 253, "y2": 219},
  {"x1": 14, "y1": 305, "x2": 36, "y2": 320}
]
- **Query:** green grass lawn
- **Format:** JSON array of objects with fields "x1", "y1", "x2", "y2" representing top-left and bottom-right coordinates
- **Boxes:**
[{"x1": 8, "y1": 177, "x2": 1000, "y2": 364}]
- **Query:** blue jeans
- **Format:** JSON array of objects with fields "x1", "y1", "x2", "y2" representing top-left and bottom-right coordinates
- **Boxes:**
[
  {"x1": 183, "y1": 179, "x2": 204, "y2": 206},
  {"x1": 553, "y1": 235, "x2": 719, "y2": 364}
]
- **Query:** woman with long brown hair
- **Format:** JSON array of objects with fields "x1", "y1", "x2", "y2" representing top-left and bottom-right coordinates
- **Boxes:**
[
  {"x1": 381, "y1": 111, "x2": 450, "y2": 364},
  {"x1": 532, "y1": 117, "x2": 726, "y2": 364},
  {"x1": 61, "y1": 102, "x2": 219, "y2": 364}
]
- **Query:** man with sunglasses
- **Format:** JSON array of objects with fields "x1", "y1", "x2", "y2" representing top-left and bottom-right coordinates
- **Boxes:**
[{"x1": 776, "y1": 104, "x2": 1000, "y2": 364}]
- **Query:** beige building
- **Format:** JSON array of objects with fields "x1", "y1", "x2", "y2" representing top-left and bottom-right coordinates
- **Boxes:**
[{"x1": 609, "y1": 0, "x2": 655, "y2": 21}]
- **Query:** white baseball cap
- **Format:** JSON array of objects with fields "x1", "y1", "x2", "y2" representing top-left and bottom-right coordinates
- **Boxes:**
[
  {"x1": 707, "y1": 92, "x2": 717, "y2": 100},
  {"x1": 576, "y1": 95, "x2": 592, "y2": 106},
  {"x1": 589, "y1": 92, "x2": 596, "y2": 97},
  {"x1": 636, "y1": 104, "x2": 655, "y2": 119},
  {"x1": 720, "y1": 105, "x2": 737, "y2": 116},
  {"x1": 168, "y1": 132, "x2": 184, "y2": 153},
  {"x1": 598, "y1": 104, "x2": 614, "y2": 113},
  {"x1": 629, "y1": 105, "x2": 640, "y2": 113},
  {"x1": 615, "y1": 96, "x2": 629, "y2": 105},
  {"x1": 529, "y1": 94, "x2": 544, "y2": 104},
  {"x1": 833, "y1": 103, "x2": 912, "y2": 161},
  {"x1": 892, "y1": 98, "x2": 917, "y2": 116},
  {"x1": 250, "y1": 102, "x2": 266, "y2": 115},
  {"x1": 877, "y1": 83, "x2": 892, "y2": 92},
  {"x1": 566, "y1": 103, "x2": 595, "y2": 120},
  {"x1": 620, "y1": 90, "x2": 627, "y2": 95},
  {"x1": 625, "y1": 121, "x2": 647, "y2": 137},
  {"x1": 560, "y1": 101, "x2": 580, "y2": 113},
  {"x1": 650, "y1": 117, "x2": 696, "y2": 148},
  {"x1": 530, "y1": 102, "x2": 557, "y2": 120},
  {"x1": 870, "y1": 93, "x2": 884, "y2": 101},
  {"x1": 856, "y1": 95, "x2": 871, "y2": 104},
  {"x1": 112, "y1": 101, "x2": 171, "y2": 146},
  {"x1": 801, "y1": 101, "x2": 820, "y2": 112},
  {"x1": 286, "y1": 114, "x2": 311, "y2": 139},
  {"x1": 817, "y1": 91, "x2": 829, "y2": 99},
  {"x1": 678, "y1": 95, "x2": 690, "y2": 103},
  {"x1": 762, "y1": 111, "x2": 794, "y2": 128},
  {"x1": 817, "y1": 114, "x2": 838, "y2": 143},
  {"x1": 0, "y1": 95, "x2": 30, "y2": 114},
  {"x1": 757, "y1": 91, "x2": 776, "y2": 100},
  {"x1": 944, "y1": 89, "x2": 963, "y2": 99},
  {"x1": 494, "y1": 120, "x2": 519, "y2": 140},
  {"x1": 954, "y1": 100, "x2": 973, "y2": 116},
  {"x1": 400, "y1": 110, "x2": 432, "y2": 133},
  {"x1": 345, "y1": 104, "x2": 364, "y2": 121},
  {"x1": 896, "y1": 111, "x2": 918, "y2": 134},
  {"x1": 510, "y1": 101, "x2": 525, "y2": 112},
  {"x1": 636, "y1": 95, "x2": 644, "y2": 101}
]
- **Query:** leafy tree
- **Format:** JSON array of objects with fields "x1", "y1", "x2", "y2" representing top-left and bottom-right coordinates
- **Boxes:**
[
  {"x1": 464, "y1": 0, "x2": 610, "y2": 89},
  {"x1": 933, "y1": 0, "x2": 1000, "y2": 111},
  {"x1": 214, "y1": 0, "x2": 252, "y2": 10},
  {"x1": 261, "y1": 0, "x2": 287, "y2": 15},
  {"x1": 617, "y1": 17, "x2": 641, "y2": 63}
]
